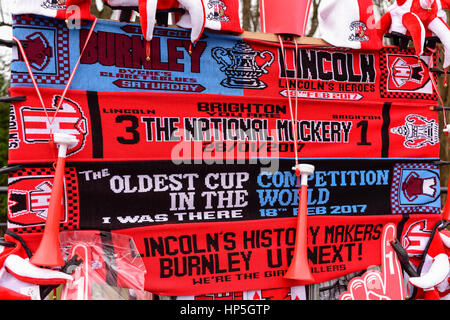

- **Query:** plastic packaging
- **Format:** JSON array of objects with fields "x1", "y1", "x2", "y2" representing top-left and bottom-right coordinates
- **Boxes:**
[{"x1": 59, "y1": 230, "x2": 152, "y2": 300}]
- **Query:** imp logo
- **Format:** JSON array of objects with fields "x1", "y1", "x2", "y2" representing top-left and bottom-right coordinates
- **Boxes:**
[
  {"x1": 348, "y1": 21, "x2": 369, "y2": 42},
  {"x1": 391, "y1": 114, "x2": 438, "y2": 149},
  {"x1": 207, "y1": 0, "x2": 230, "y2": 22},
  {"x1": 41, "y1": 0, "x2": 66, "y2": 10}
]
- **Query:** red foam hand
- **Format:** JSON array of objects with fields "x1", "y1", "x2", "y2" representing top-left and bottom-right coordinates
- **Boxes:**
[{"x1": 339, "y1": 224, "x2": 405, "y2": 300}]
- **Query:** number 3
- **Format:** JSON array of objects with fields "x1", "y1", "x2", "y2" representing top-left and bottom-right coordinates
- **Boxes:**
[{"x1": 116, "y1": 115, "x2": 140, "y2": 144}]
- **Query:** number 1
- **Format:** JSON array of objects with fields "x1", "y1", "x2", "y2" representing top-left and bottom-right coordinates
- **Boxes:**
[{"x1": 356, "y1": 120, "x2": 371, "y2": 146}]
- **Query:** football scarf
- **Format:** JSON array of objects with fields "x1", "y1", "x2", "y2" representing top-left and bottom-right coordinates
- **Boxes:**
[
  {"x1": 8, "y1": 87, "x2": 440, "y2": 163},
  {"x1": 12, "y1": 213, "x2": 442, "y2": 296},
  {"x1": 113, "y1": 214, "x2": 440, "y2": 295},
  {"x1": 10, "y1": 14, "x2": 437, "y2": 104},
  {"x1": 6, "y1": 159, "x2": 442, "y2": 295},
  {"x1": 7, "y1": 7, "x2": 445, "y2": 299},
  {"x1": 6, "y1": 160, "x2": 442, "y2": 232}
]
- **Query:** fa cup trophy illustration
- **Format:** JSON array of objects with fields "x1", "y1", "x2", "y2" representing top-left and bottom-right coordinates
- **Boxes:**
[{"x1": 212, "y1": 41, "x2": 275, "y2": 89}]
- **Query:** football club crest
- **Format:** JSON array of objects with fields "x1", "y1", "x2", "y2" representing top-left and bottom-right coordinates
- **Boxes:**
[
  {"x1": 15, "y1": 32, "x2": 53, "y2": 71},
  {"x1": 7, "y1": 167, "x2": 80, "y2": 231},
  {"x1": 20, "y1": 95, "x2": 88, "y2": 156},
  {"x1": 41, "y1": 0, "x2": 66, "y2": 10},
  {"x1": 8, "y1": 176, "x2": 65, "y2": 227},
  {"x1": 11, "y1": 15, "x2": 71, "y2": 86},
  {"x1": 390, "y1": 57, "x2": 425, "y2": 88},
  {"x1": 401, "y1": 220, "x2": 433, "y2": 256},
  {"x1": 207, "y1": 0, "x2": 230, "y2": 22},
  {"x1": 391, "y1": 163, "x2": 441, "y2": 214},
  {"x1": 387, "y1": 55, "x2": 431, "y2": 91},
  {"x1": 379, "y1": 48, "x2": 435, "y2": 100},
  {"x1": 348, "y1": 21, "x2": 369, "y2": 42}
]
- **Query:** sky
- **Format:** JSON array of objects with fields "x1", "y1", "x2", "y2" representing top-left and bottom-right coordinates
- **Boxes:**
[
  {"x1": 0, "y1": 0, "x2": 12, "y2": 81},
  {"x1": 0, "y1": 0, "x2": 12, "y2": 44}
]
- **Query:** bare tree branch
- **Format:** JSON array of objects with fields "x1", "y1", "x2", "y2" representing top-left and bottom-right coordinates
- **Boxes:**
[
  {"x1": 240, "y1": 0, "x2": 259, "y2": 32},
  {"x1": 250, "y1": 1, "x2": 259, "y2": 32},
  {"x1": 306, "y1": 0, "x2": 321, "y2": 37},
  {"x1": 241, "y1": 0, "x2": 251, "y2": 31}
]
